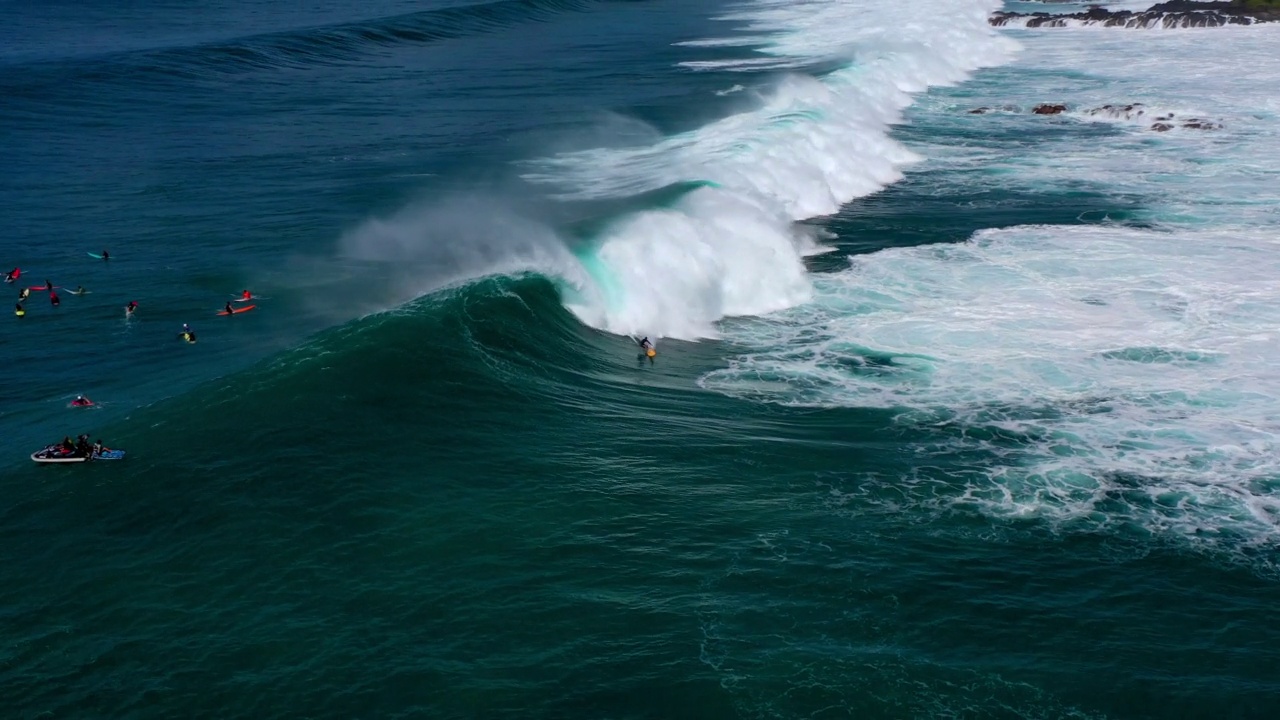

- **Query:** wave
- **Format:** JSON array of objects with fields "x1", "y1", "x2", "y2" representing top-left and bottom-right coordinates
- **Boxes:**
[
  {"x1": 347, "y1": 0, "x2": 1017, "y2": 339},
  {"x1": 2, "y1": 0, "x2": 601, "y2": 83}
]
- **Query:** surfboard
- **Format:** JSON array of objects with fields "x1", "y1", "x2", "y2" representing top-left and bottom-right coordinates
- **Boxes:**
[
  {"x1": 647, "y1": 349, "x2": 656, "y2": 358},
  {"x1": 87, "y1": 252, "x2": 107, "y2": 259},
  {"x1": 68, "y1": 289, "x2": 90, "y2": 295},
  {"x1": 28, "y1": 286, "x2": 60, "y2": 291},
  {"x1": 217, "y1": 304, "x2": 255, "y2": 316}
]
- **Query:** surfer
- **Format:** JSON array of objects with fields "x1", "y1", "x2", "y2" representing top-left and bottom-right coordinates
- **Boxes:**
[
  {"x1": 126, "y1": 300, "x2": 138, "y2": 315},
  {"x1": 241, "y1": 290, "x2": 251, "y2": 301},
  {"x1": 72, "y1": 395, "x2": 92, "y2": 407},
  {"x1": 224, "y1": 301, "x2": 234, "y2": 315},
  {"x1": 49, "y1": 291, "x2": 59, "y2": 307},
  {"x1": 44, "y1": 279, "x2": 53, "y2": 292},
  {"x1": 182, "y1": 330, "x2": 197, "y2": 343},
  {"x1": 73, "y1": 285, "x2": 86, "y2": 295},
  {"x1": 101, "y1": 250, "x2": 109, "y2": 261},
  {"x1": 15, "y1": 302, "x2": 25, "y2": 317},
  {"x1": 18, "y1": 288, "x2": 29, "y2": 301},
  {"x1": 4, "y1": 268, "x2": 17, "y2": 283}
]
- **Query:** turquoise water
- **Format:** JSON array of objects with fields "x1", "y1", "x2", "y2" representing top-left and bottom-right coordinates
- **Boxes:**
[{"x1": 3, "y1": 1, "x2": 1279, "y2": 718}]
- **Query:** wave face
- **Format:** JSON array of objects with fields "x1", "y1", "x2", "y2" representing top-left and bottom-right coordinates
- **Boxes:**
[{"x1": 341, "y1": 0, "x2": 1016, "y2": 338}]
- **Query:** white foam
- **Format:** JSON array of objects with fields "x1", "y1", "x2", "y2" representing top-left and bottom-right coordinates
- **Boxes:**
[
  {"x1": 696, "y1": 20, "x2": 1280, "y2": 558},
  {"x1": 524, "y1": 0, "x2": 1016, "y2": 337},
  {"x1": 703, "y1": 225, "x2": 1280, "y2": 553},
  {"x1": 907, "y1": 24, "x2": 1280, "y2": 228}
]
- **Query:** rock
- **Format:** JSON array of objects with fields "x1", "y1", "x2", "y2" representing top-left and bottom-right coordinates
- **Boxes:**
[
  {"x1": 1150, "y1": 123, "x2": 1173, "y2": 132},
  {"x1": 968, "y1": 105, "x2": 1019, "y2": 114},
  {"x1": 990, "y1": 0, "x2": 1280, "y2": 29},
  {"x1": 1087, "y1": 103, "x2": 1147, "y2": 119},
  {"x1": 1181, "y1": 120, "x2": 1222, "y2": 130},
  {"x1": 1033, "y1": 104, "x2": 1067, "y2": 115}
]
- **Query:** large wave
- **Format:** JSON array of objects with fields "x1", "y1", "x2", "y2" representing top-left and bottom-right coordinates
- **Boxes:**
[{"x1": 344, "y1": 0, "x2": 1017, "y2": 339}]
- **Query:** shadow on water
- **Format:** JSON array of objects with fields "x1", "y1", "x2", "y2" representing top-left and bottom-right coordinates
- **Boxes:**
[{"x1": 806, "y1": 178, "x2": 1150, "y2": 273}]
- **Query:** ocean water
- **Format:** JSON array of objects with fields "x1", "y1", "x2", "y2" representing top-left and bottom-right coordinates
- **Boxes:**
[{"x1": 3, "y1": 0, "x2": 1279, "y2": 717}]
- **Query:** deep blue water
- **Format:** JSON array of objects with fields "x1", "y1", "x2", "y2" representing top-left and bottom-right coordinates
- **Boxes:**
[{"x1": 3, "y1": 1, "x2": 1278, "y2": 718}]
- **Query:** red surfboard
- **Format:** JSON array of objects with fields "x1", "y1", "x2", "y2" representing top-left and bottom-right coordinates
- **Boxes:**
[{"x1": 216, "y1": 304, "x2": 256, "y2": 316}]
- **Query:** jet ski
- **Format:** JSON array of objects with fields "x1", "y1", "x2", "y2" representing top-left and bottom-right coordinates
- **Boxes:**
[{"x1": 30, "y1": 445, "x2": 125, "y2": 463}]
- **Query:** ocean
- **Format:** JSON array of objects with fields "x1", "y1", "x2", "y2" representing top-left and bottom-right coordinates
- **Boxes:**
[{"x1": 3, "y1": 0, "x2": 1279, "y2": 717}]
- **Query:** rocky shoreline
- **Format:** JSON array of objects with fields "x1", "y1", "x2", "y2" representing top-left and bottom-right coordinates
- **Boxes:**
[
  {"x1": 967, "y1": 102, "x2": 1224, "y2": 132},
  {"x1": 990, "y1": 1, "x2": 1280, "y2": 29}
]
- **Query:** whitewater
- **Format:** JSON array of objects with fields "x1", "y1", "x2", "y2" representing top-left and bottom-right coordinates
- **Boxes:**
[{"x1": 703, "y1": 18, "x2": 1280, "y2": 566}]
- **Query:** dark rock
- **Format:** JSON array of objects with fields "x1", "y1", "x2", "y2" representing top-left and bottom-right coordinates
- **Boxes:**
[
  {"x1": 1150, "y1": 123, "x2": 1173, "y2": 132},
  {"x1": 1087, "y1": 103, "x2": 1147, "y2": 119},
  {"x1": 1181, "y1": 120, "x2": 1222, "y2": 130},
  {"x1": 990, "y1": 0, "x2": 1280, "y2": 29},
  {"x1": 968, "y1": 105, "x2": 1019, "y2": 114},
  {"x1": 1033, "y1": 104, "x2": 1067, "y2": 115}
]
